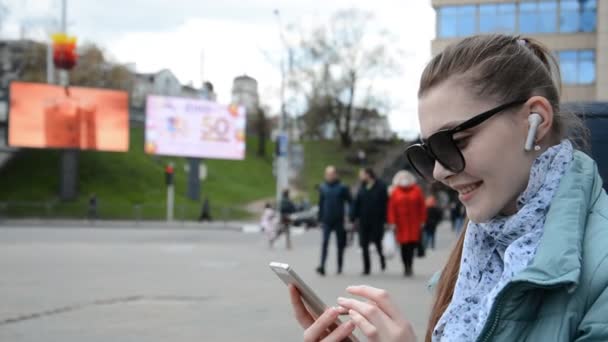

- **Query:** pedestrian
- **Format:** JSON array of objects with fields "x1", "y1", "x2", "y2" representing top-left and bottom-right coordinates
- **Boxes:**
[
  {"x1": 87, "y1": 193, "x2": 98, "y2": 220},
  {"x1": 387, "y1": 170, "x2": 426, "y2": 277},
  {"x1": 351, "y1": 168, "x2": 388, "y2": 275},
  {"x1": 198, "y1": 197, "x2": 212, "y2": 222},
  {"x1": 260, "y1": 203, "x2": 278, "y2": 248},
  {"x1": 273, "y1": 189, "x2": 296, "y2": 249},
  {"x1": 424, "y1": 194, "x2": 443, "y2": 250},
  {"x1": 287, "y1": 34, "x2": 608, "y2": 342},
  {"x1": 451, "y1": 200, "x2": 465, "y2": 233},
  {"x1": 316, "y1": 166, "x2": 352, "y2": 276}
]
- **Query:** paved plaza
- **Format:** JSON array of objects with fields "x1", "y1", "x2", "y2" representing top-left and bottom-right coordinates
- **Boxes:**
[{"x1": 0, "y1": 222, "x2": 455, "y2": 341}]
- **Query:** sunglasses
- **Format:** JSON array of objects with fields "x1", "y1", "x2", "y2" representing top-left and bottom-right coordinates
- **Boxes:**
[{"x1": 406, "y1": 99, "x2": 527, "y2": 182}]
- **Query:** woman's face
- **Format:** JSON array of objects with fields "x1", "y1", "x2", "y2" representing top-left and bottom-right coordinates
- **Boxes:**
[{"x1": 418, "y1": 78, "x2": 538, "y2": 223}]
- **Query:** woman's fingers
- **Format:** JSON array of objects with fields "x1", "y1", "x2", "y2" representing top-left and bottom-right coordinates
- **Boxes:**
[
  {"x1": 348, "y1": 309, "x2": 380, "y2": 341},
  {"x1": 337, "y1": 297, "x2": 390, "y2": 330},
  {"x1": 303, "y1": 307, "x2": 341, "y2": 342},
  {"x1": 346, "y1": 285, "x2": 402, "y2": 321},
  {"x1": 321, "y1": 320, "x2": 356, "y2": 342},
  {"x1": 289, "y1": 284, "x2": 315, "y2": 328}
]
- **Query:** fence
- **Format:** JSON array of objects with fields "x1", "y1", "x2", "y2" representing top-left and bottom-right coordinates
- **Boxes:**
[{"x1": 0, "y1": 201, "x2": 250, "y2": 223}]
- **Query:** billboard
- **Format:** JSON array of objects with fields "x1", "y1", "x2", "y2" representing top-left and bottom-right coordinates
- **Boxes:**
[
  {"x1": 8, "y1": 81, "x2": 129, "y2": 151},
  {"x1": 145, "y1": 95, "x2": 246, "y2": 160}
]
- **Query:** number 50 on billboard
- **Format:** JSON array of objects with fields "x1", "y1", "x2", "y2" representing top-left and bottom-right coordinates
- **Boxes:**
[{"x1": 144, "y1": 95, "x2": 246, "y2": 160}]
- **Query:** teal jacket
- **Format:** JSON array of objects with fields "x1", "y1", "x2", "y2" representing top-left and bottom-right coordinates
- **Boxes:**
[{"x1": 435, "y1": 151, "x2": 608, "y2": 341}]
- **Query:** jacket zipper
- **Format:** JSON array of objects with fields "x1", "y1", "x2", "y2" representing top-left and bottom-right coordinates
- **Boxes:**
[
  {"x1": 477, "y1": 282, "x2": 566, "y2": 342},
  {"x1": 478, "y1": 291, "x2": 506, "y2": 342}
]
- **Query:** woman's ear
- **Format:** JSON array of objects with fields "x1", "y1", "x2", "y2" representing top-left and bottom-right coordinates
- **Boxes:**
[{"x1": 525, "y1": 96, "x2": 554, "y2": 144}]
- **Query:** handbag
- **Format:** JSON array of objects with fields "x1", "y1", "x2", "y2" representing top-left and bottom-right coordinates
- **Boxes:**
[{"x1": 382, "y1": 229, "x2": 396, "y2": 260}]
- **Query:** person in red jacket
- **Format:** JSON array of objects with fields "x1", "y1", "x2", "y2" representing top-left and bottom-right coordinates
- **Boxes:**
[{"x1": 387, "y1": 170, "x2": 426, "y2": 277}]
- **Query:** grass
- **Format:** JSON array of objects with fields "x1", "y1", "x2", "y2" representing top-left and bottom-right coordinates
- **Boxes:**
[
  {"x1": 0, "y1": 127, "x2": 275, "y2": 220},
  {"x1": 0, "y1": 127, "x2": 399, "y2": 220}
]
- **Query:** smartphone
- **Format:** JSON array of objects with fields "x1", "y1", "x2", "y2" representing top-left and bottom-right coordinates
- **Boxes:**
[{"x1": 269, "y1": 262, "x2": 359, "y2": 342}]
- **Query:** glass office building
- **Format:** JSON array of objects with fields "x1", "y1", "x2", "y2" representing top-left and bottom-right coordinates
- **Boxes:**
[{"x1": 432, "y1": 0, "x2": 607, "y2": 102}]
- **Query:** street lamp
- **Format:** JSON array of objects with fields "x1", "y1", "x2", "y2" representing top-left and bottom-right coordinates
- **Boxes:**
[{"x1": 273, "y1": 9, "x2": 289, "y2": 205}]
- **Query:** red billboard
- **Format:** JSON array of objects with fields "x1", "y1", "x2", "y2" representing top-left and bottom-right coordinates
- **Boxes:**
[{"x1": 8, "y1": 81, "x2": 129, "y2": 151}]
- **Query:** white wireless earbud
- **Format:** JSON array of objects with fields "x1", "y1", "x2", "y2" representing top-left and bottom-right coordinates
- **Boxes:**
[{"x1": 525, "y1": 113, "x2": 543, "y2": 152}]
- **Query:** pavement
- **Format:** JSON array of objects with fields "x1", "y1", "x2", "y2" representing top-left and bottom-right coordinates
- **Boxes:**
[{"x1": 0, "y1": 221, "x2": 456, "y2": 341}]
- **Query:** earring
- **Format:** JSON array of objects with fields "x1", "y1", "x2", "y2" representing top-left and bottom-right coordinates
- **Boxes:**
[{"x1": 534, "y1": 145, "x2": 541, "y2": 151}]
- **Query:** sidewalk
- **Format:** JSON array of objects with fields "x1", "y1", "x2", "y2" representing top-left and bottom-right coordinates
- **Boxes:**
[{"x1": 0, "y1": 218, "x2": 251, "y2": 231}]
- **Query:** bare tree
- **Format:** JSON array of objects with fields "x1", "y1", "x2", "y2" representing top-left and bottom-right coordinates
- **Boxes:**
[
  {"x1": 288, "y1": 9, "x2": 401, "y2": 147},
  {"x1": 19, "y1": 42, "x2": 133, "y2": 92}
]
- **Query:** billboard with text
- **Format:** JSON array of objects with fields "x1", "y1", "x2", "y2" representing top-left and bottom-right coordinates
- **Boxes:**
[{"x1": 145, "y1": 95, "x2": 246, "y2": 160}]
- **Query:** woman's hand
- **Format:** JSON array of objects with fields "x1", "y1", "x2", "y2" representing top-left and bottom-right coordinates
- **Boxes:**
[
  {"x1": 289, "y1": 284, "x2": 356, "y2": 342},
  {"x1": 337, "y1": 285, "x2": 416, "y2": 342}
]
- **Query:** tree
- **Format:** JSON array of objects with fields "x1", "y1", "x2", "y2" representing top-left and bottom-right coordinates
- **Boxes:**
[
  {"x1": 70, "y1": 44, "x2": 134, "y2": 92},
  {"x1": 288, "y1": 9, "x2": 400, "y2": 147},
  {"x1": 256, "y1": 106, "x2": 268, "y2": 157},
  {"x1": 18, "y1": 42, "x2": 133, "y2": 93}
]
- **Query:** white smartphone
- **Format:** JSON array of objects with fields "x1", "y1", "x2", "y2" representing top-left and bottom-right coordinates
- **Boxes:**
[{"x1": 269, "y1": 262, "x2": 359, "y2": 342}]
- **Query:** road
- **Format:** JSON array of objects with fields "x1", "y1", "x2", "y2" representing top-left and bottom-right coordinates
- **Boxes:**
[{"x1": 0, "y1": 222, "x2": 455, "y2": 341}]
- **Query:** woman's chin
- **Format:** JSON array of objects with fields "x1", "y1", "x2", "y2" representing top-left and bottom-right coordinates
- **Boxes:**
[{"x1": 463, "y1": 205, "x2": 495, "y2": 224}]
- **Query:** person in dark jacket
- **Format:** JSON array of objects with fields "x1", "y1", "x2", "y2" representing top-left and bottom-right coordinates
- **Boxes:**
[
  {"x1": 351, "y1": 168, "x2": 388, "y2": 275},
  {"x1": 273, "y1": 189, "x2": 296, "y2": 249},
  {"x1": 316, "y1": 166, "x2": 352, "y2": 276},
  {"x1": 423, "y1": 194, "x2": 443, "y2": 250}
]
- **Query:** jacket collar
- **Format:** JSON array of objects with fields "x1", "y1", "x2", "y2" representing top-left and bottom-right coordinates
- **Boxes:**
[{"x1": 513, "y1": 151, "x2": 604, "y2": 289}]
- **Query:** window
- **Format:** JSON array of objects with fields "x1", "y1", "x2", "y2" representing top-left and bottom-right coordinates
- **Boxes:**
[
  {"x1": 438, "y1": 5, "x2": 476, "y2": 38},
  {"x1": 580, "y1": 0, "x2": 597, "y2": 32},
  {"x1": 520, "y1": 0, "x2": 558, "y2": 34},
  {"x1": 479, "y1": 3, "x2": 516, "y2": 33},
  {"x1": 558, "y1": 50, "x2": 595, "y2": 84},
  {"x1": 560, "y1": 0, "x2": 580, "y2": 32},
  {"x1": 560, "y1": 0, "x2": 597, "y2": 32},
  {"x1": 436, "y1": 1, "x2": 595, "y2": 37}
]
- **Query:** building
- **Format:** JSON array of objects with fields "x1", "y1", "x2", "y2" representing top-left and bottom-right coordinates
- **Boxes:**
[
  {"x1": 231, "y1": 75, "x2": 259, "y2": 117},
  {"x1": 0, "y1": 40, "x2": 38, "y2": 120},
  {"x1": 431, "y1": 0, "x2": 607, "y2": 102},
  {"x1": 200, "y1": 81, "x2": 217, "y2": 102},
  {"x1": 0, "y1": 40, "x2": 36, "y2": 166},
  {"x1": 130, "y1": 69, "x2": 182, "y2": 110}
]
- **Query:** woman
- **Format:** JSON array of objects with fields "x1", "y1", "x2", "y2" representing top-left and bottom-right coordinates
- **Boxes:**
[
  {"x1": 288, "y1": 33, "x2": 608, "y2": 341},
  {"x1": 387, "y1": 170, "x2": 426, "y2": 277}
]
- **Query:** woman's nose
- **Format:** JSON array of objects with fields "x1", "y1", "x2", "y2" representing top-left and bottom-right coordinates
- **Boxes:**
[{"x1": 433, "y1": 160, "x2": 455, "y2": 182}]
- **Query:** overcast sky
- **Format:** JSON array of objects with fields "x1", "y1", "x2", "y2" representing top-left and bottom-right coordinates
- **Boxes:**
[{"x1": 2, "y1": 0, "x2": 435, "y2": 137}]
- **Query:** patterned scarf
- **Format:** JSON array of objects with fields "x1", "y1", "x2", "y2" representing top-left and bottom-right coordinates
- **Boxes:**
[{"x1": 433, "y1": 140, "x2": 574, "y2": 342}]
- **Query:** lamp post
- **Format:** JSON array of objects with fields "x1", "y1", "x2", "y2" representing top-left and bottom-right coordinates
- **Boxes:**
[{"x1": 273, "y1": 9, "x2": 289, "y2": 205}]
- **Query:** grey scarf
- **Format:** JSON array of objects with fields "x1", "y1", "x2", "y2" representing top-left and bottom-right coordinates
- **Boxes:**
[{"x1": 433, "y1": 140, "x2": 574, "y2": 341}]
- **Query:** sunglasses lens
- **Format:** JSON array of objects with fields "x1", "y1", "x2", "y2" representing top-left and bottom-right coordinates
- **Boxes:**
[
  {"x1": 406, "y1": 145, "x2": 436, "y2": 182},
  {"x1": 428, "y1": 133, "x2": 465, "y2": 173}
]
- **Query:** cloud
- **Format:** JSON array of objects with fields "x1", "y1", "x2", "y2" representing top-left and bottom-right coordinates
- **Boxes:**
[
  {"x1": 110, "y1": 18, "x2": 282, "y2": 107},
  {"x1": 3, "y1": 0, "x2": 436, "y2": 135}
]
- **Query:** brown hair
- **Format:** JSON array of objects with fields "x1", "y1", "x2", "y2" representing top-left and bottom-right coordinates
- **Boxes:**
[{"x1": 421, "y1": 34, "x2": 588, "y2": 341}]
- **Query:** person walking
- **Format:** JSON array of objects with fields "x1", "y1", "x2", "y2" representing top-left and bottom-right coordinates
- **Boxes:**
[
  {"x1": 351, "y1": 168, "x2": 388, "y2": 275},
  {"x1": 451, "y1": 200, "x2": 465, "y2": 233},
  {"x1": 87, "y1": 193, "x2": 98, "y2": 220},
  {"x1": 198, "y1": 197, "x2": 212, "y2": 222},
  {"x1": 387, "y1": 170, "x2": 426, "y2": 277},
  {"x1": 316, "y1": 166, "x2": 352, "y2": 276},
  {"x1": 424, "y1": 194, "x2": 443, "y2": 250},
  {"x1": 274, "y1": 189, "x2": 296, "y2": 250},
  {"x1": 260, "y1": 203, "x2": 278, "y2": 248},
  {"x1": 288, "y1": 34, "x2": 608, "y2": 342}
]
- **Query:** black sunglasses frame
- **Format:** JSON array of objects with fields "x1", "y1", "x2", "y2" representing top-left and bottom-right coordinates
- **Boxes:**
[{"x1": 406, "y1": 99, "x2": 528, "y2": 182}]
